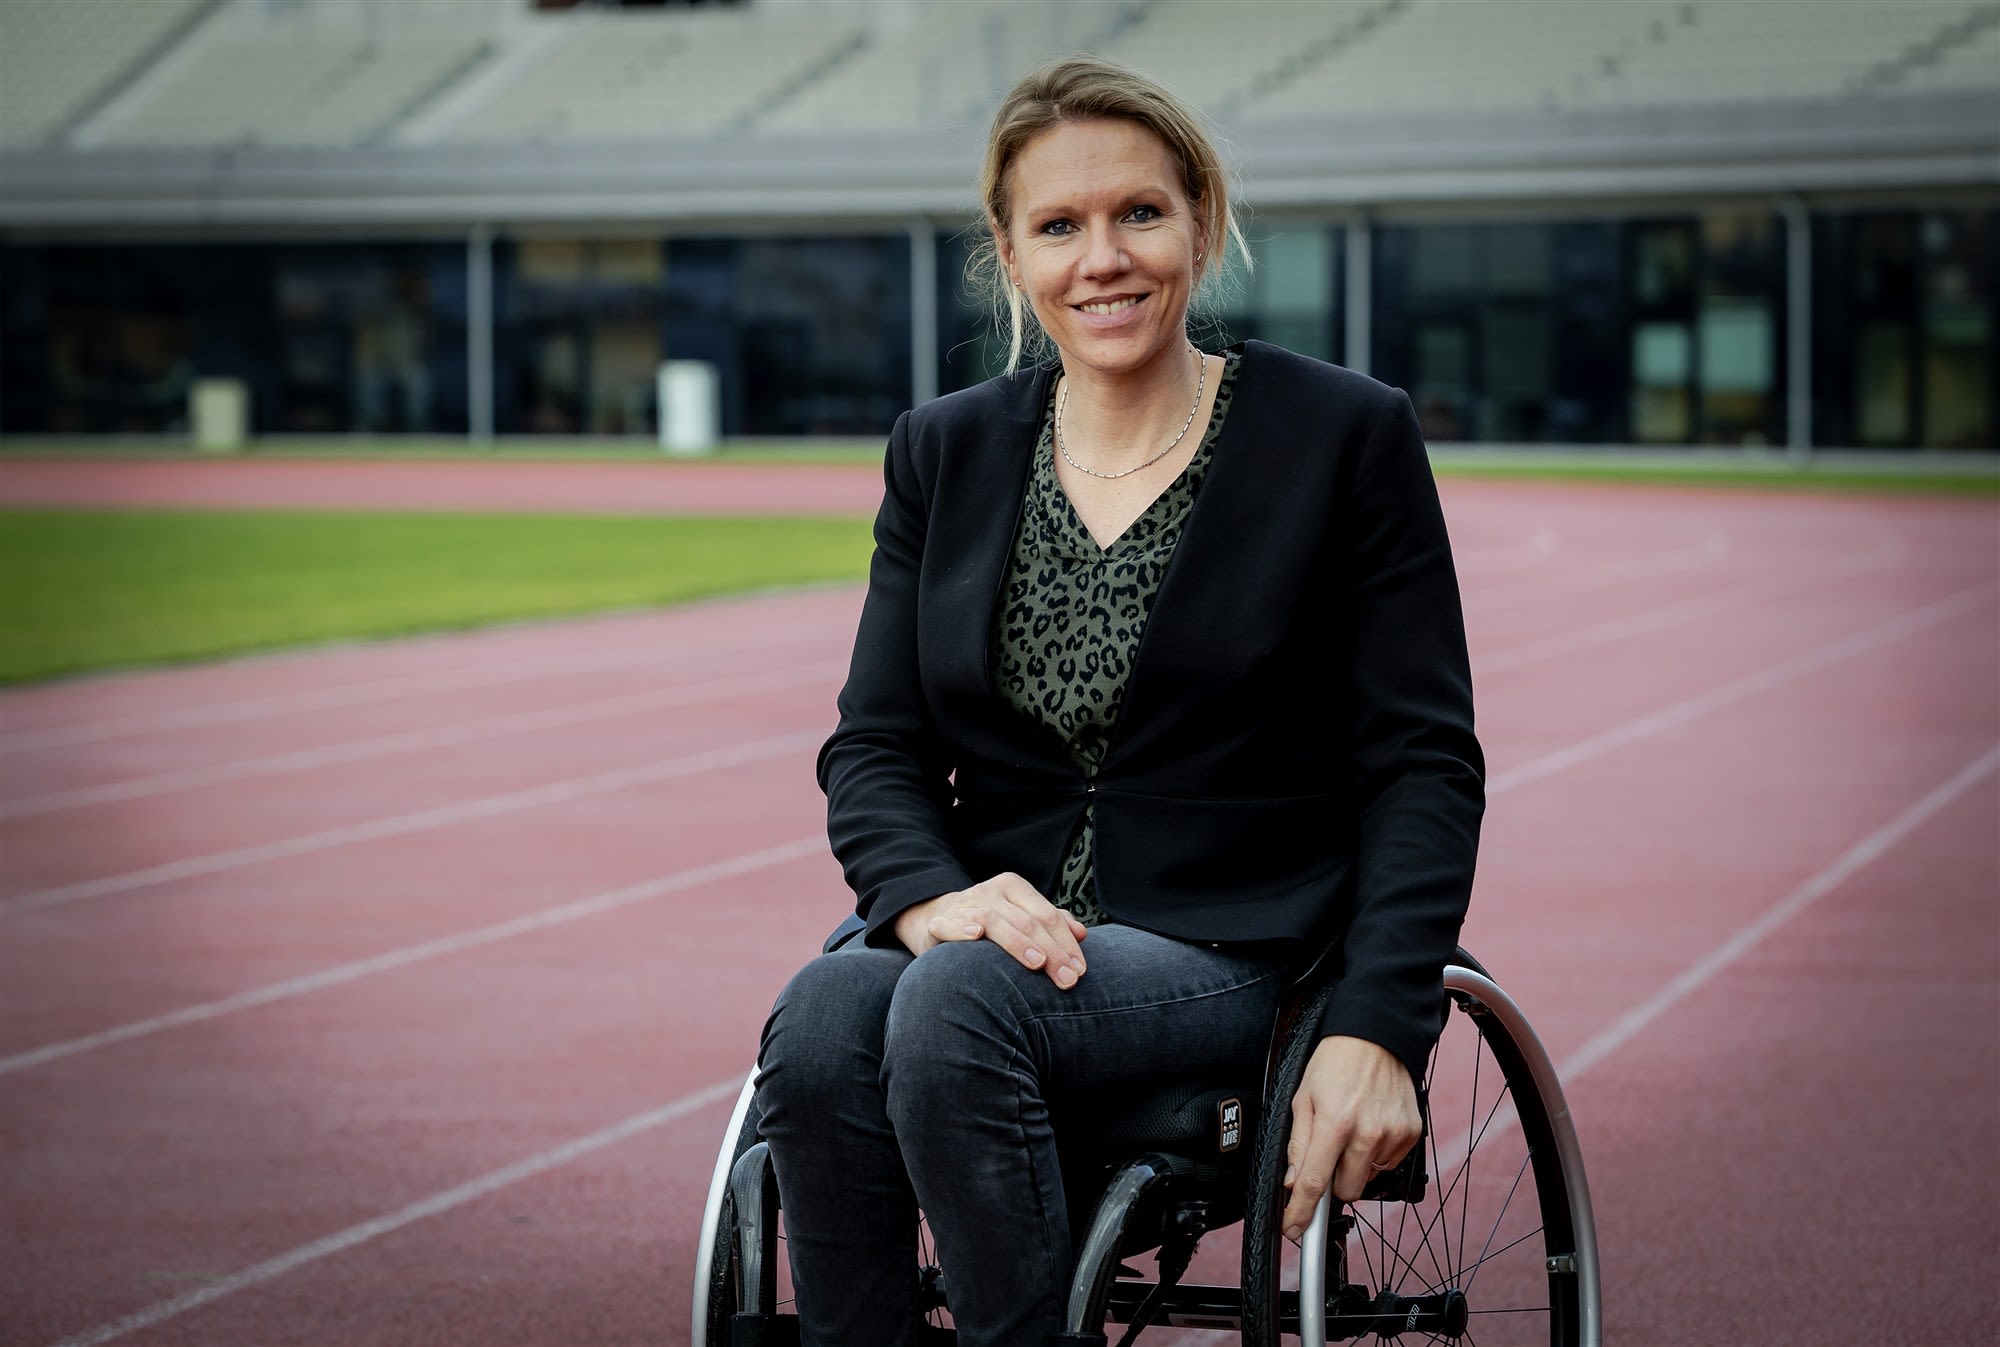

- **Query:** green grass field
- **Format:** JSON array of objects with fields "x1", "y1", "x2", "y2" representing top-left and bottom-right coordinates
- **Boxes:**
[
  {"x1": 0, "y1": 510, "x2": 874, "y2": 684},
  {"x1": 3, "y1": 444, "x2": 1994, "y2": 683},
  {"x1": 6, "y1": 435, "x2": 1997, "y2": 491}
]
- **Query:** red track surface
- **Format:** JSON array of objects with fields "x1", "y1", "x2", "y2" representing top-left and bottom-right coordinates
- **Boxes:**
[{"x1": 2, "y1": 476, "x2": 1996, "y2": 1346}]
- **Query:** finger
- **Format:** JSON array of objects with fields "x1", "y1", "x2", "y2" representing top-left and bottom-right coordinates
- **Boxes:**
[
  {"x1": 926, "y1": 910, "x2": 985, "y2": 943},
  {"x1": 974, "y1": 907, "x2": 1061, "y2": 977},
  {"x1": 1014, "y1": 893, "x2": 1088, "y2": 975},
  {"x1": 1283, "y1": 1099, "x2": 1309, "y2": 1187},
  {"x1": 991, "y1": 882, "x2": 1087, "y2": 983},
  {"x1": 1333, "y1": 1133, "x2": 1386, "y2": 1204},
  {"x1": 1283, "y1": 1111, "x2": 1350, "y2": 1240}
]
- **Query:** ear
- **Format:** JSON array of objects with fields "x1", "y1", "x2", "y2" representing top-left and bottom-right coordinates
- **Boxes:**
[{"x1": 990, "y1": 216, "x2": 1019, "y2": 287}]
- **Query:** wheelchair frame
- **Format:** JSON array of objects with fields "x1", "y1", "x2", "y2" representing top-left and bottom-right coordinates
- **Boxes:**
[{"x1": 692, "y1": 949, "x2": 1600, "y2": 1346}]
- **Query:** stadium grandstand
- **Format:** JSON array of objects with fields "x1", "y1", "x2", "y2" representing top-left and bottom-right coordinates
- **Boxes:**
[{"x1": 1, "y1": 0, "x2": 1996, "y2": 448}]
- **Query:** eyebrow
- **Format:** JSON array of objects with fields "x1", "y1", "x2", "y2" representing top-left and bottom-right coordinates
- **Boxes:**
[{"x1": 1024, "y1": 188, "x2": 1174, "y2": 220}]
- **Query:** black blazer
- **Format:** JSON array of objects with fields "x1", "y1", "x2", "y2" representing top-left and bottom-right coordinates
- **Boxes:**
[{"x1": 816, "y1": 340, "x2": 1484, "y2": 1081}]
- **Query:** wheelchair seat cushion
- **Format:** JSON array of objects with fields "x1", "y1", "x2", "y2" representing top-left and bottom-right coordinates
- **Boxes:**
[{"x1": 1084, "y1": 1082, "x2": 1259, "y2": 1162}]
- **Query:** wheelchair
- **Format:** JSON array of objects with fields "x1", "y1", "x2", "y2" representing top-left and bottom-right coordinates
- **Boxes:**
[{"x1": 692, "y1": 929, "x2": 1600, "y2": 1346}]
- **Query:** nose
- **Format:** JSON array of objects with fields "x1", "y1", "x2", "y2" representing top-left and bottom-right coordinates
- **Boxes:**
[{"x1": 1077, "y1": 225, "x2": 1127, "y2": 279}]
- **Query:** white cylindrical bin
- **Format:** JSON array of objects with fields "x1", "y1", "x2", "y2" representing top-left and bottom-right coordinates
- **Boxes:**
[
  {"x1": 657, "y1": 360, "x2": 720, "y2": 455},
  {"x1": 190, "y1": 378, "x2": 249, "y2": 453}
]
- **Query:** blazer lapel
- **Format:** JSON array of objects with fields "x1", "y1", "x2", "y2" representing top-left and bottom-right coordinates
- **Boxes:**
[
  {"x1": 925, "y1": 362, "x2": 1055, "y2": 710},
  {"x1": 1111, "y1": 342, "x2": 1266, "y2": 755}
]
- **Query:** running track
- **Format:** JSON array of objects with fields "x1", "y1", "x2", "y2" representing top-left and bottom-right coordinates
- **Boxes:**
[{"x1": 1, "y1": 467, "x2": 1996, "y2": 1345}]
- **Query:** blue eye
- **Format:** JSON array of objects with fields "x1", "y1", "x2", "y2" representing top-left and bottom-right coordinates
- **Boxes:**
[
  {"x1": 1039, "y1": 219, "x2": 1075, "y2": 236},
  {"x1": 1129, "y1": 205, "x2": 1162, "y2": 223}
]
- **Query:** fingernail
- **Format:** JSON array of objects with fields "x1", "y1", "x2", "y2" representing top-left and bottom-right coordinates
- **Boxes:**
[
  {"x1": 963, "y1": 923, "x2": 981, "y2": 936},
  {"x1": 1056, "y1": 965, "x2": 1076, "y2": 988},
  {"x1": 1284, "y1": 1225, "x2": 1302, "y2": 1242},
  {"x1": 1283, "y1": 1165, "x2": 1296, "y2": 1185},
  {"x1": 1025, "y1": 946, "x2": 1045, "y2": 967}
]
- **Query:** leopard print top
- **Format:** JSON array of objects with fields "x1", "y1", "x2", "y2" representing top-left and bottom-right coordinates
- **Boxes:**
[{"x1": 991, "y1": 349, "x2": 1241, "y2": 925}]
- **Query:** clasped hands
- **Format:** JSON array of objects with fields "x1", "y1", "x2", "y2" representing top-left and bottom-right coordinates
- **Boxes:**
[{"x1": 893, "y1": 873, "x2": 1421, "y2": 1241}]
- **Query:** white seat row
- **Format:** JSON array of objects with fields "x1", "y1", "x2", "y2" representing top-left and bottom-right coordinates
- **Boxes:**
[
  {"x1": 0, "y1": 0, "x2": 212, "y2": 145},
  {"x1": 102, "y1": 27, "x2": 490, "y2": 146},
  {"x1": 450, "y1": 6, "x2": 861, "y2": 142},
  {"x1": 4, "y1": 0, "x2": 1990, "y2": 150},
  {"x1": 1241, "y1": 0, "x2": 2000, "y2": 119}
]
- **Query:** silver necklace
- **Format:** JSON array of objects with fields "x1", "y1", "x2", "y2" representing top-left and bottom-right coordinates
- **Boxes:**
[{"x1": 1056, "y1": 346, "x2": 1207, "y2": 481}]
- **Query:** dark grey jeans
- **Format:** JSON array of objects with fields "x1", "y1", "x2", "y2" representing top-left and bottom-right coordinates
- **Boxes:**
[{"x1": 754, "y1": 925, "x2": 1286, "y2": 1347}]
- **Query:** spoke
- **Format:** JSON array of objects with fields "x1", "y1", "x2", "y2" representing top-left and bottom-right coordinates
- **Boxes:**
[
  {"x1": 1353, "y1": 1205, "x2": 1383, "y2": 1294},
  {"x1": 1462, "y1": 1152, "x2": 1534, "y2": 1300},
  {"x1": 1350, "y1": 1203, "x2": 1446, "y2": 1295},
  {"x1": 1467, "y1": 1305, "x2": 1556, "y2": 1315},
  {"x1": 1403, "y1": 1195, "x2": 1455, "y2": 1296},
  {"x1": 1462, "y1": 1224, "x2": 1545, "y2": 1282},
  {"x1": 1425, "y1": 1072, "x2": 1517, "y2": 1241},
  {"x1": 1390, "y1": 1189, "x2": 1415, "y2": 1290},
  {"x1": 1460, "y1": 1031, "x2": 1480, "y2": 1291},
  {"x1": 1426, "y1": 1041, "x2": 1452, "y2": 1283}
]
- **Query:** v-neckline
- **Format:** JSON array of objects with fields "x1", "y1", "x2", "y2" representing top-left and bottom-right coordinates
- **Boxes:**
[{"x1": 1039, "y1": 352, "x2": 1235, "y2": 558}]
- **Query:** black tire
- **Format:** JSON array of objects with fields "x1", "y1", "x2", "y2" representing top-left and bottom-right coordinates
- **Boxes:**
[
  {"x1": 1243, "y1": 948, "x2": 1601, "y2": 1346},
  {"x1": 694, "y1": 1084, "x2": 956, "y2": 1345},
  {"x1": 694, "y1": 1091, "x2": 763, "y2": 1347},
  {"x1": 1240, "y1": 973, "x2": 1340, "y2": 1344}
]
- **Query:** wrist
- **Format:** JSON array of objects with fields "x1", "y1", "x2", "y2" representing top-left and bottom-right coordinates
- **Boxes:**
[{"x1": 894, "y1": 895, "x2": 945, "y2": 955}]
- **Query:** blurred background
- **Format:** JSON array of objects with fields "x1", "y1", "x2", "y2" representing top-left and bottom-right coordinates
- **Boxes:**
[{"x1": 1, "y1": 0, "x2": 1996, "y2": 452}]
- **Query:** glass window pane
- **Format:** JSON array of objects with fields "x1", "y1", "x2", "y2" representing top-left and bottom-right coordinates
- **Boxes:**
[
  {"x1": 1921, "y1": 211, "x2": 1992, "y2": 448},
  {"x1": 1856, "y1": 323, "x2": 1912, "y2": 445},
  {"x1": 1632, "y1": 321, "x2": 1692, "y2": 441},
  {"x1": 1261, "y1": 231, "x2": 1330, "y2": 318},
  {"x1": 1700, "y1": 304, "x2": 1773, "y2": 393},
  {"x1": 1632, "y1": 225, "x2": 1694, "y2": 308},
  {"x1": 1487, "y1": 225, "x2": 1552, "y2": 296},
  {"x1": 1412, "y1": 227, "x2": 1477, "y2": 296}
]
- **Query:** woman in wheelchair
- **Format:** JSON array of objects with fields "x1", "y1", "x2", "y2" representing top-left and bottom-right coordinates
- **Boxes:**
[{"x1": 753, "y1": 55, "x2": 1486, "y2": 1347}]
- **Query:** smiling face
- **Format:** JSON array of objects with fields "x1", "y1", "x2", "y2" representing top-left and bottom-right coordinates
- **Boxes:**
[{"x1": 995, "y1": 117, "x2": 1206, "y2": 383}]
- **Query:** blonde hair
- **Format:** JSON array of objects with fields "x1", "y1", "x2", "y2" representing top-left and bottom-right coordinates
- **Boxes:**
[{"x1": 970, "y1": 54, "x2": 1252, "y2": 373}]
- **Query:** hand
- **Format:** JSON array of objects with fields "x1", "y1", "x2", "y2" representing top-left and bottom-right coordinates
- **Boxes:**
[
  {"x1": 892, "y1": 872, "x2": 1089, "y2": 989},
  {"x1": 1281, "y1": 1035, "x2": 1422, "y2": 1240}
]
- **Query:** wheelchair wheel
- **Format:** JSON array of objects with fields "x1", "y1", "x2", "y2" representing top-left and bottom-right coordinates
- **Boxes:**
[
  {"x1": 1247, "y1": 951, "x2": 1602, "y2": 1346},
  {"x1": 691, "y1": 1073, "x2": 762, "y2": 1347},
  {"x1": 690, "y1": 1071, "x2": 953, "y2": 1345}
]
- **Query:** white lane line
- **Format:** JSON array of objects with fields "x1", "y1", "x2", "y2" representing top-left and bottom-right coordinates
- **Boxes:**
[
  {"x1": 43, "y1": 1074, "x2": 749, "y2": 1347},
  {"x1": 1556, "y1": 743, "x2": 2000, "y2": 1082},
  {"x1": 0, "y1": 837, "x2": 824, "y2": 1078},
  {"x1": 0, "y1": 729, "x2": 823, "y2": 918},
  {"x1": 3, "y1": 569, "x2": 1981, "y2": 1073},
  {"x1": 1487, "y1": 580, "x2": 1997, "y2": 794},
  {"x1": 0, "y1": 605, "x2": 848, "y2": 754},
  {"x1": 1479, "y1": 532, "x2": 1730, "y2": 612},
  {"x1": 37, "y1": 757, "x2": 1998, "y2": 1347},
  {"x1": 1475, "y1": 540, "x2": 1905, "y2": 677},
  {"x1": 1457, "y1": 529, "x2": 1559, "y2": 574},
  {"x1": 1433, "y1": 742, "x2": 2000, "y2": 1175},
  {"x1": 0, "y1": 661, "x2": 846, "y2": 819}
]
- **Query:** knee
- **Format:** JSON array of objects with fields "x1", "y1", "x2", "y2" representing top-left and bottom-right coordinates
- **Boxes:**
[
  {"x1": 756, "y1": 948, "x2": 904, "y2": 1118},
  {"x1": 881, "y1": 942, "x2": 1036, "y2": 1111}
]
